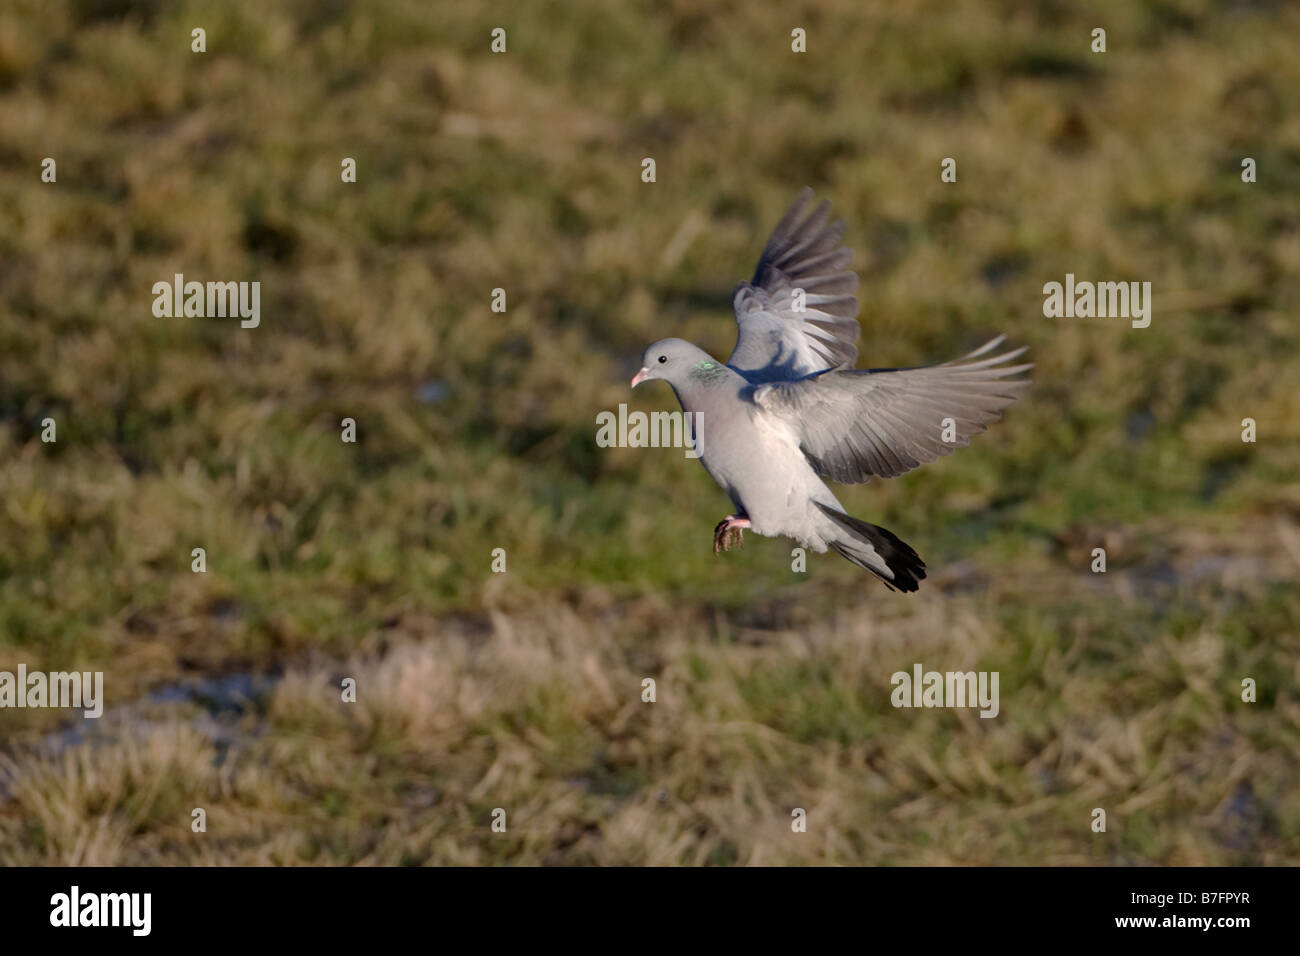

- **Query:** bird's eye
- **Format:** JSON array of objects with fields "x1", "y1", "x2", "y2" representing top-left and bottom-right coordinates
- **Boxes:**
[{"x1": 657, "y1": 355, "x2": 667, "y2": 364}]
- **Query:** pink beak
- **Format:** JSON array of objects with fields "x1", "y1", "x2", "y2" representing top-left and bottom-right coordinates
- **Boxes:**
[{"x1": 630, "y1": 367, "x2": 650, "y2": 388}]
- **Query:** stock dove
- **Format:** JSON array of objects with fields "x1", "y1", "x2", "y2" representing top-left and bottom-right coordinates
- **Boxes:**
[{"x1": 631, "y1": 188, "x2": 1030, "y2": 591}]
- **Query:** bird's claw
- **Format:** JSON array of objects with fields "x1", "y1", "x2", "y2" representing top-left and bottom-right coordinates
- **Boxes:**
[{"x1": 712, "y1": 516, "x2": 748, "y2": 554}]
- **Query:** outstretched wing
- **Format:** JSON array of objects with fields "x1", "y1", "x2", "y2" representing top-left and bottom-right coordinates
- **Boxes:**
[
  {"x1": 727, "y1": 188, "x2": 861, "y2": 383},
  {"x1": 751, "y1": 336, "x2": 1032, "y2": 482}
]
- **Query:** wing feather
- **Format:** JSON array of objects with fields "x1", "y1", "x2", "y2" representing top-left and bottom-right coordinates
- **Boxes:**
[
  {"x1": 728, "y1": 188, "x2": 861, "y2": 382},
  {"x1": 752, "y1": 337, "x2": 1032, "y2": 482}
]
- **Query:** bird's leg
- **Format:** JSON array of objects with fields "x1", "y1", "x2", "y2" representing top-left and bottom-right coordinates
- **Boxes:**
[{"x1": 712, "y1": 515, "x2": 751, "y2": 554}]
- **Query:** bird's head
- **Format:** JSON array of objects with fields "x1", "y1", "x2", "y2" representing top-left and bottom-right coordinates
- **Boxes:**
[{"x1": 631, "y1": 338, "x2": 719, "y2": 389}]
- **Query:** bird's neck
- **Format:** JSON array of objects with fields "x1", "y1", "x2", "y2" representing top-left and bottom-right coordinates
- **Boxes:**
[{"x1": 672, "y1": 360, "x2": 738, "y2": 412}]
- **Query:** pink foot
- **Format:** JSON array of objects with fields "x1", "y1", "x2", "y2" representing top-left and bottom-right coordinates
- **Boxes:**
[{"x1": 713, "y1": 515, "x2": 751, "y2": 554}]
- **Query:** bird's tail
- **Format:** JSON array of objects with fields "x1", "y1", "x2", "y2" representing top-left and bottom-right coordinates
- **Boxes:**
[{"x1": 814, "y1": 501, "x2": 926, "y2": 592}]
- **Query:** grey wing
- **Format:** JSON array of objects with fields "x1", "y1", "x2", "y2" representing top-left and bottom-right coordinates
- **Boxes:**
[
  {"x1": 727, "y1": 188, "x2": 861, "y2": 383},
  {"x1": 752, "y1": 336, "x2": 1032, "y2": 482}
]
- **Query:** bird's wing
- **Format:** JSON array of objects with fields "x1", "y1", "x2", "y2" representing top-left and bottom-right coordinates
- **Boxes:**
[
  {"x1": 751, "y1": 336, "x2": 1031, "y2": 482},
  {"x1": 727, "y1": 188, "x2": 861, "y2": 382}
]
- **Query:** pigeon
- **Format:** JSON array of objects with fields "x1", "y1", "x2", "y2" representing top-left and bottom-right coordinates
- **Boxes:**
[{"x1": 630, "y1": 188, "x2": 1031, "y2": 591}]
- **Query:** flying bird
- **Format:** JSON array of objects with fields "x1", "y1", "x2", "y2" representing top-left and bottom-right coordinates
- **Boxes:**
[{"x1": 630, "y1": 188, "x2": 1031, "y2": 591}]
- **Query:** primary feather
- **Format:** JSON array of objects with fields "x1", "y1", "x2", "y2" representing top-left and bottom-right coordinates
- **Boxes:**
[
  {"x1": 751, "y1": 335, "x2": 1032, "y2": 483},
  {"x1": 727, "y1": 187, "x2": 861, "y2": 382}
]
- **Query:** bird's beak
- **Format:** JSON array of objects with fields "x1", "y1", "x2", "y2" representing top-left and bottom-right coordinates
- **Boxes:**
[{"x1": 630, "y1": 367, "x2": 650, "y2": 388}]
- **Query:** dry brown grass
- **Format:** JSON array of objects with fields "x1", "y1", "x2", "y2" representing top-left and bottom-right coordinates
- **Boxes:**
[{"x1": 3, "y1": 515, "x2": 1296, "y2": 865}]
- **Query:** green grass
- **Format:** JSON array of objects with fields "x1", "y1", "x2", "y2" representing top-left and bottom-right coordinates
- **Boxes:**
[{"x1": 0, "y1": 0, "x2": 1298, "y2": 864}]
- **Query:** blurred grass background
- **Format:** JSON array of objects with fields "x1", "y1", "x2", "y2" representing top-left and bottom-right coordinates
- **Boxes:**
[{"x1": 0, "y1": 0, "x2": 1298, "y2": 864}]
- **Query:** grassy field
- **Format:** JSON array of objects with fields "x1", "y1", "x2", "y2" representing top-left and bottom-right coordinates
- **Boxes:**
[{"x1": 0, "y1": 0, "x2": 1298, "y2": 864}]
